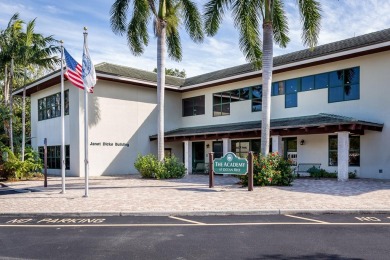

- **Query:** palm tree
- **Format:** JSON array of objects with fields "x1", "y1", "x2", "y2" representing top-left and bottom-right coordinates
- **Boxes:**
[
  {"x1": 0, "y1": 13, "x2": 23, "y2": 152},
  {"x1": 110, "y1": 0, "x2": 203, "y2": 161},
  {"x1": 204, "y1": 0, "x2": 321, "y2": 155},
  {"x1": 18, "y1": 19, "x2": 59, "y2": 160}
]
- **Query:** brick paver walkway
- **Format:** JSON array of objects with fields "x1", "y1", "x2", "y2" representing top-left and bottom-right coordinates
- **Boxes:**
[{"x1": 1, "y1": 175, "x2": 390, "y2": 215}]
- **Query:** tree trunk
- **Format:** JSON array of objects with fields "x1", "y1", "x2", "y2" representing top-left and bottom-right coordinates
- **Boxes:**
[
  {"x1": 261, "y1": 0, "x2": 274, "y2": 156},
  {"x1": 21, "y1": 68, "x2": 27, "y2": 161},
  {"x1": 157, "y1": 21, "x2": 166, "y2": 161},
  {"x1": 4, "y1": 66, "x2": 9, "y2": 105},
  {"x1": 9, "y1": 57, "x2": 14, "y2": 153}
]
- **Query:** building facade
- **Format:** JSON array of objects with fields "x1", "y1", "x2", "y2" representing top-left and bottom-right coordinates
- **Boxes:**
[{"x1": 14, "y1": 28, "x2": 390, "y2": 179}]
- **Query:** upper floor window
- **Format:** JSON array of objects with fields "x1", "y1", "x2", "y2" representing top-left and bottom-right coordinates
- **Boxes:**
[
  {"x1": 251, "y1": 85, "x2": 262, "y2": 112},
  {"x1": 213, "y1": 91, "x2": 231, "y2": 116},
  {"x1": 38, "y1": 90, "x2": 69, "y2": 121},
  {"x1": 182, "y1": 95, "x2": 205, "y2": 117},
  {"x1": 328, "y1": 67, "x2": 360, "y2": 103},
  {"x1": 272, "y1": 81, "x2": 285, "y2": 96},
  {"x1": 285, "y1": 79, "x2": 299, "y2": 108}
]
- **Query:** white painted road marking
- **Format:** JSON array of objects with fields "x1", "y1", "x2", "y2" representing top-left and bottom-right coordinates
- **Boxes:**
[
  {"x1": 2, "y1": 223, "x2": 390, "y2": 228},
  {"x1": 284, "y1": 214, "x2": 329, "y2": 224},
  {"x1": 169, "y1": 216, "x2": 206, "y2": 225}
]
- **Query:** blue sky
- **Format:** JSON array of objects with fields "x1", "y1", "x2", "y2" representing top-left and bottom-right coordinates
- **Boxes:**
[{"x1": 1, "y1": 0, "x2": 390, "y2": 77}]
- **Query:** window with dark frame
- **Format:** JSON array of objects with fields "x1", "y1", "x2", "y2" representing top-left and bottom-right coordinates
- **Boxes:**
[
  {"x1": 38, "y1": 145, "x2": 70, "y2": 169},
  {"x1": 328, "y1": 67, "x2": 360, "y2": 103},
  {"x1": 182, "y1": 95, "x2": 205, "y2": 117},
  {"x1": 328, "y1": 135, "x2": 360, "y2": 166},
  {"x1": 251, "y1": 85, "x2": 262, "y2": 112},
  {"x1": 38, "y1": 90, "x2": 69, "y2": 121},
  {"x1": 285, "y1": 79, "x2": 299, "y2": 108}
]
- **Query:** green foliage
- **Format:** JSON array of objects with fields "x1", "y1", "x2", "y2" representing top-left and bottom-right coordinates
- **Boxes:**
[
  {"x1": 307, "y1": 168, "x2": 357, "y2": 179},
  {"x1": 240, "y1": 153, "x2": 294, "y2": 186},
  {"x1": 153, "y1": 67, "x2": 186, "y2": 78},
  {"x1": 134, "y1": 154, "x2": 186, "y2": 179},
  {"x1": 0, "y1": 146, "x2": 42, "y2": 180},
  {"x1": 164, "y1": 156, "x2": 186, "y2": 178}
]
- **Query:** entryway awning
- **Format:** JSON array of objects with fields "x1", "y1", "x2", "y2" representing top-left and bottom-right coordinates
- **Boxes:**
[{"x1": 149, "y1": 113, "x2": 383, "y2": 142}]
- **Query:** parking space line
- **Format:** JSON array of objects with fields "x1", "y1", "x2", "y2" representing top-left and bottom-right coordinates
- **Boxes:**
[
  {"x1": 169, "y1": 216, "x2": 205, "y2": 225},
  {"x1": 284, "y1": 214, "x2": 329, "y2": 224}
]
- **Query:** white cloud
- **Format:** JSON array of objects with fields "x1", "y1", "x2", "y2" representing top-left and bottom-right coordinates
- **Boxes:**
[{"x1": 1, "y1": 0, "x2": 390, "y2": 78}]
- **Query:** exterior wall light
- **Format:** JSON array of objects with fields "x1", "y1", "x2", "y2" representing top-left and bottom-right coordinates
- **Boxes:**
[
  {"x1": 206, "y1": 144, "x2": 210, "y2": 148},
  {"x1": 300, "y1": 139, "x2": 305, "y2": 145}
]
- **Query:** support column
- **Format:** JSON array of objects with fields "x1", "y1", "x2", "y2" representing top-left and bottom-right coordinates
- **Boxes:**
[
  {"x1": 183, "y1": 141, "x2": 192, "y2": 175},
  {"x1": 222, "y1": 138, "x2": 230, "y2": 156},
  {"x1": 271, "y1": 135, "x2": 283, "y2": 155},
  {"x1": 337, "y1": 132, "x2": 349, "y2": 181}
]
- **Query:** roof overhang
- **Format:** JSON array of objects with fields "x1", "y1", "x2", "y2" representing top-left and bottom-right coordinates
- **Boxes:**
[
  {"x1": 13, "y1": 70, "x2": 181, "y2": 96},
  {"x1": 180, "y1": 41, "x2": 390, "y2": 91},
  {"x1": 149, "y1": 114, "x2": 384, "y2": 142}
]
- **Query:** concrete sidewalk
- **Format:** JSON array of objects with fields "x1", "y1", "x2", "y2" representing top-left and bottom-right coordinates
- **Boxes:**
[{"x1": 1, "y1": 175, "x2": 390, "y2": 216}]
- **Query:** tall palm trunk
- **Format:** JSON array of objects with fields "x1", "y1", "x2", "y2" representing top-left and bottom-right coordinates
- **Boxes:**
[
  {"x1": 157, "y1": 21, "x2": 166, "y2": 161},
  {"x1": 9, "y1": 57, "x2": 14, "y2": 153},
  {"x1": 4, "y1": 66, "x2": 9, "y2": 105},
  {"x1": 3, "y1": 66, "x2": 9, "y2": 137},
  {"x1": 21, "y1": 68, "x2": 27, "y2": 161},
  {"x1": 260, "y1": 0, "x2": 274, "y2": 156}
]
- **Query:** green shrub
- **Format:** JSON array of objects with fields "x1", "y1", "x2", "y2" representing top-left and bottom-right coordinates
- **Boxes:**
[
  {"x1": 240, "y1": 152, "x2": 294, "y2": 186},
  {"x1": 134, "y1": 154, "x2": 186, "y2": 179},
  {"x1": 164, "y1": 156, "x2": 186, "y2": 179},
  {"x1": 307, "y1": 168, "x2": 357, "y2": 179},
  {"x1": 1, "y1": 147, "x2": 43, "y2": 180},
  {"x1": 134, "y1": 154, "x2": 162, "y2": 178}
]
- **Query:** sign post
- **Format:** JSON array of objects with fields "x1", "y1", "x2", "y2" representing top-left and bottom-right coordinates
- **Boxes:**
[
  {"x1": 44, "y1": 138, "x2": 48, "y2": 188},
  {"x1": 209, "y1": 152, "x2": 214, "y2": 188},
  {"x1": 248, "y1": 151, "x2": 253, "y2": 191}
]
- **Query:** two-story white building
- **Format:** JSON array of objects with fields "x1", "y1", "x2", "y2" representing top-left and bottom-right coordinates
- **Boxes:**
[{"x1": 14, "y1": 27, "x2": 390, "y2": 179}]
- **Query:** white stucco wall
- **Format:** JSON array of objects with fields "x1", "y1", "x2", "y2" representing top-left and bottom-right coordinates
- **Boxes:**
[
  {"x1": 31, "y1": 82, "x2": 80, "y2": 176},
  {"x1": 79, "y1": 81, "x2": 181, "y2": 176}
]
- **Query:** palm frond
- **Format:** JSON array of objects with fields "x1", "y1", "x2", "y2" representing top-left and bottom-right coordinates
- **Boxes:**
[
  {"x1": 180, "y1": 0, "x2": 204, "y2": 43},
  {"x1": 298, "y1": 0, "x2": 321, "y2": 48},
  {"x1": 126, "y1": 0, "x2": 151, "y2": 55},
  {"x1": 166, "y1": 26, "x2": 182, "y2": 62},
  {"x1": 232, "y1": 0, "x2": 262, "y2": 68},
  {"x1": 110, "y1": 0, "x2": 130, "y2": 35},
  {"x1": 272, "y1": 0, "x2": 290, "y2": 48},
  {"x1": 204, "y1": 0, "x2": 231, "y2": 36}
]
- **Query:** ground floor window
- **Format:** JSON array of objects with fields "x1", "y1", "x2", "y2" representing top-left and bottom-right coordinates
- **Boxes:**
[
  {"x1": 231, "y1": 139, "x2": 261, "y2": 158},
  {"x1": 328, "y1": 135, "x2": 360, "y2": 166},
  {"x1": 213, "y1": 141, "x2": 223, "y2": 158},
  {"x1": 38, "y1": 145, "x2": 70, "y2": 169}
]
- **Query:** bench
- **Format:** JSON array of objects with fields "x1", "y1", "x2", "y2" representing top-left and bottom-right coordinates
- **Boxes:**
[
  {"x1": 294, "y1": 163, "x2": 321, "y2": 177},
  {"x1": 193, "y1": 162, "x2": 209, "y2": 174}
]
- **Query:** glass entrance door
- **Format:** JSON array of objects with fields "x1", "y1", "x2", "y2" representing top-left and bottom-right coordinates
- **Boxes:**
[
  {"x1": 283, "y1": 137, "x2": 297, "y2": 166},
  {"x1": 192, "y1": 142, "x2": 205, "y2": 172}
]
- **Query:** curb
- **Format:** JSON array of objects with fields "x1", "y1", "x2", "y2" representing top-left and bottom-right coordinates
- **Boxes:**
[{"x1": 1, "y1": 209, "x2": 390, "y2": 218}]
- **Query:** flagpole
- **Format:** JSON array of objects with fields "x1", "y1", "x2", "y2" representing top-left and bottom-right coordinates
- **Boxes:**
[
  {"x1": 83, "y1": 28, "x2": 89, "y2": 197},
  {"x1": 60, "y1": 40, "x2": 66, "y2": 194}
]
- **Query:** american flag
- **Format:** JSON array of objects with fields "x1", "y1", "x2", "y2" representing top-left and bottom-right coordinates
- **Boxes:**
[{"x1": 64, "y1": 48, "x2": 84, "y2": 90}]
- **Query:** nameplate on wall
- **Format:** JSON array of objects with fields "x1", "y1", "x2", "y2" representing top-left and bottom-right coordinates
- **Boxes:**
[{"x1": 90, "y1": 142, "x2": 129, "y2": 147}]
